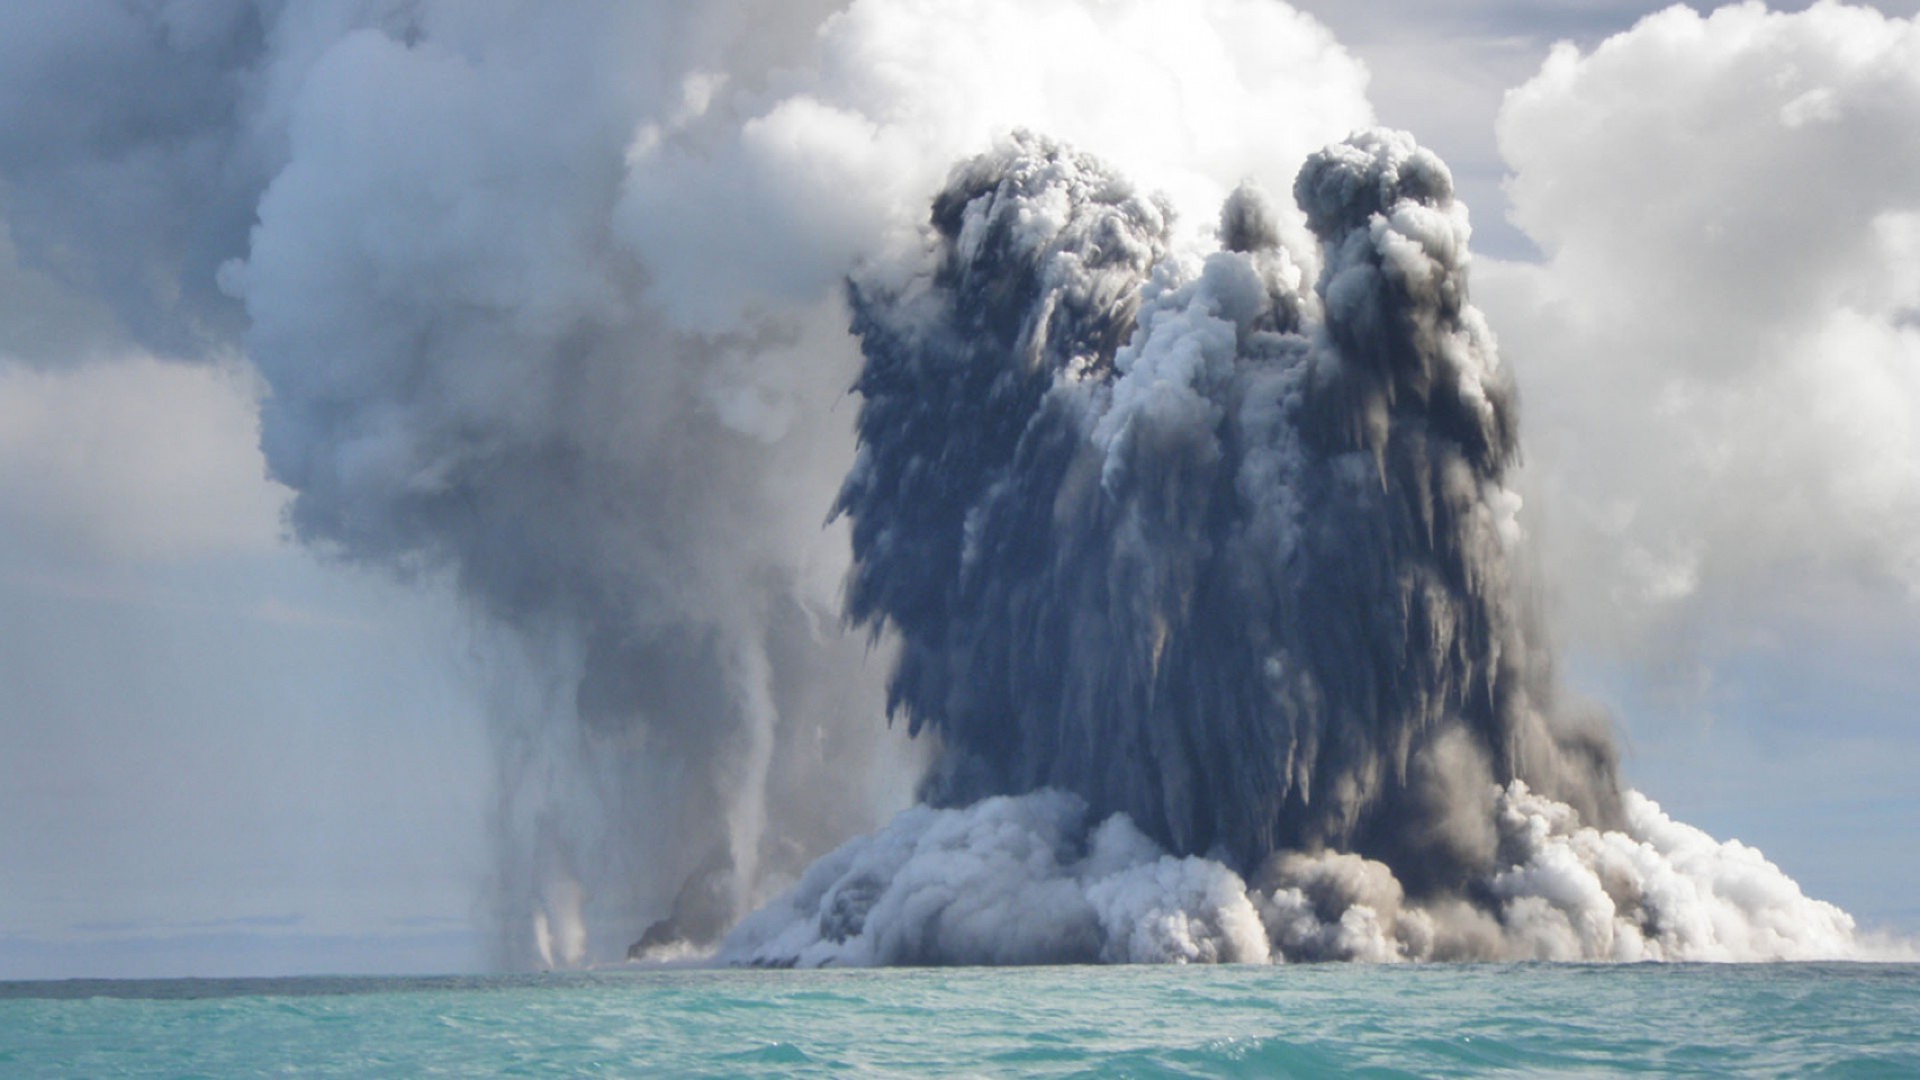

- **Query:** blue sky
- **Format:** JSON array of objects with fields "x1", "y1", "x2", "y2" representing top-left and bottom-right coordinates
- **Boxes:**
[{"x1": 3, "y1": 0, "x2": 1918, "y2": 977}]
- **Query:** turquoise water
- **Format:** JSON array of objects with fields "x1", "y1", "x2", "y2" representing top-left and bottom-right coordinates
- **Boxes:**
[{"x1": 3, "y1": 964, "x2": 1915, "y2": 1077}]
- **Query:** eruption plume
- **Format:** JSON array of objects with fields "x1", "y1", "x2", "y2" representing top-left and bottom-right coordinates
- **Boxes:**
[
  {"x1": 836, "y1": 129, "x2": 1619, "y2": 881},
  {"x1": 721, "y1": 130, "x2": 1876, "y2": 966},
  {"x1": 0, "y1": 0, "x2": 1901, "y2": 970}
]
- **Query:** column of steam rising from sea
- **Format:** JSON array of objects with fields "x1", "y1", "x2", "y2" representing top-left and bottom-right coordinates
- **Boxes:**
[{"x1": 837, "y1": 129, "x2": 1618, "y2": 881}]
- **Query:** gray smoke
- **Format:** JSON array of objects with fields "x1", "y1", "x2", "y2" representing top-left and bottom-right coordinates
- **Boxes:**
[
  {"x1": 0, "y1": 0, "x2": 1375, "y2": 972},
  {"x1": 226, "y1": 4, "x2": 909, "y2": 967},
  {"x1": 0, "y1": 0, "x2": 915, "y2": 969}
]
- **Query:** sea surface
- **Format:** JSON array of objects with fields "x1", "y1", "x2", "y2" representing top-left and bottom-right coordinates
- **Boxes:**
[{"x1": 2, "y1": 963, "x2": 1915, "y2": 1077}]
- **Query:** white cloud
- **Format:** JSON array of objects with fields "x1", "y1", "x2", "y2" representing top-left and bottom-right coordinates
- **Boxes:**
[
  {"x1": 615, "y1": 0, "x2": 1372, "y2": 331},
  {"x1": 1481, "y1": 2, "x2": 1920, "y2": 651}
]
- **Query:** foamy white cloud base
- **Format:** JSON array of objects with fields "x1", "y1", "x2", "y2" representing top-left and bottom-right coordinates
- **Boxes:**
[{"x1": 723, "y1": 783, "x2": 1890, "y2": 966}]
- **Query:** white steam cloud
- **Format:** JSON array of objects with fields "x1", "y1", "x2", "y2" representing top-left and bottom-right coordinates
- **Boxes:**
[{"x1": 1482, "y1": 2, "x2": 1920, "y2": 652}]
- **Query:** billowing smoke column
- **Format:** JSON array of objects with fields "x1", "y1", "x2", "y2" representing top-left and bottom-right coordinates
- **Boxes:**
[
  {"x1": 720, "y1": 130, "x2": 1876, "y2": 965},
  {"x1": 837, "y1": 129, "x2": 1620, "y2": 876}
]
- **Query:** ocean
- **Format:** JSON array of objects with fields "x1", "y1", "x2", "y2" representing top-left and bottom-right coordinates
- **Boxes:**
[{"x1": 2, "y1": 963, "x2": 1915, "y2": 1077}]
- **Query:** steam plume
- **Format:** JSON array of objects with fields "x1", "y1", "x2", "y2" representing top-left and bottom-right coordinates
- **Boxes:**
[{"x1": 1, "y1": 0, "x2": 921, "y2": 967}]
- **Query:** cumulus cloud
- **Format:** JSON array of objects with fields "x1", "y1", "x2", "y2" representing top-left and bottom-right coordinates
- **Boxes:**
[
  {"x1": 616, "y1": 0, "x2": 1372, "y2": 330},
  {"x1": 1483, "y1": 2, "x2": 1920, "y2": 652}
]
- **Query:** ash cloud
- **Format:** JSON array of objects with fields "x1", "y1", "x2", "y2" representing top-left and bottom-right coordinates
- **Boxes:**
[
  {"x1": 726, "y1": 126, "x2": 1893, "y2": 965},
  {"x1": 834, "y1": 129, "x2": 1616, "y2": 882}
]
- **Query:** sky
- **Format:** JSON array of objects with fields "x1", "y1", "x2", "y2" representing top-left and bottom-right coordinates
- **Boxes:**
[{"x1": 2, "y1": 0, "x2": 1918, "y2": 979}]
